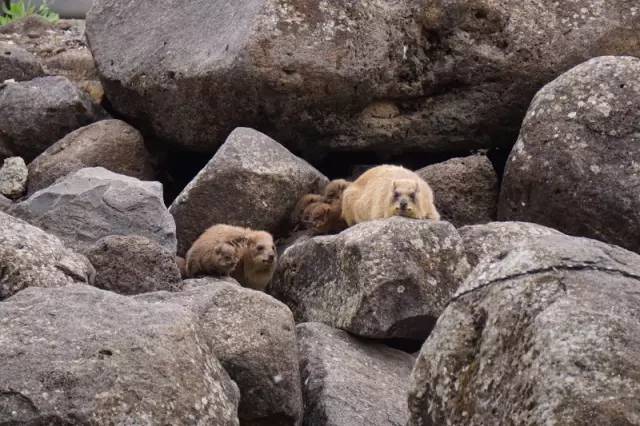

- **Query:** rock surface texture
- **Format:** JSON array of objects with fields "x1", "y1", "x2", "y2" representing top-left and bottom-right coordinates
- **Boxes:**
[
  {"x1": 139, "y1": 279, "x2": 303, "y2": 426},
  {"x1": 27, "y1": 119, "x2": 156, "y2": 195},
  {"x1": 0, "y1": 18, "x2": 103, "y2": 102},
  {"x1": 170, "y1": 128, "x2": 327, "y2": 255},
  {"x1": 11, "y1": 167, "x2": 176, "y2": 253},
  {"x1": 408, "y1": 233, "x2": 640, "y2": 425},
  {"x1": 499, "y1": 56, "x2": 640, "y2": 253},
  {"x1": 297, "y1": 322, "x2": 415, "y2": 426},
  {"x1": 0, "y1": 285, "x2": 240, "y2": 425},
  {"x1": 0, "y1": 156, "x2": 28, "y2": 199},
  {"x1": 271, "y1": 217, "x2": 470, "y2": 340},
  {"x1": 0, "y1": 211, "x2": 95, "y2": 300},
  {"x1": 0, "y1": 41, "x2": 45, "y2": 82},
  {"x1": 0, "y1": 76, "x2": 104, "y2": 161},
  {"x1": 86, "y1": 0, "x2": 640, "y2": 156},
  {"x1": 85, "y1": 235, "x2": 182, "y2": 295},
  {"x1": 417, "y1": 155, "x2": 498, "y2": 227},
  {"x1": 459, "y1": 221, "x2": 563, "y2": 269}
]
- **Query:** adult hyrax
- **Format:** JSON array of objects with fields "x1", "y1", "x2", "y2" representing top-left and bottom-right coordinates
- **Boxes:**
[
  {"x1": 341, "y1": 165, "x2": 440, "y2": 226},
  {"x1": 231, "y1": 230, "x2": 277, "y2": 291},
  {"x1": 185, "y1": 224, "x2": 246, "y2": 278}
]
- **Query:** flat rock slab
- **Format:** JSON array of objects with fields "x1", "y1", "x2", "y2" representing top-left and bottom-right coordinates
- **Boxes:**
[
  {"x1": 0, "y1": 211, "x2": 94, "y2": 300},
  {"x1": 270, "y1": 217, "x2": 471, "y2": 340},
  {"x1": 417, "y1": 155, "x2": 498, "y2": 227},
  {"x1": 170, "y1": 127, "x2": 327, "y2": 255},
  {"x1": 499, "y1": 56, "x2": 640, "y2": 253},
  {"x1": 408, "y1": 233, "x2": 640, "y2": 425},
  {"x1": 0, "y1": 284, "x2": 240, "y2": 424},
  {"x1": 0, "y1": 76, "x2": 105, "y2": 161},
  {"x1": 138, "y1": 279, "x2": 303, "y2": 425},
  {"x1": 297, "y1": 322, "x2": 415, "y2": 426},
  {"x1": 11, "y1": 167, "x2": 177, "y2": 253}
]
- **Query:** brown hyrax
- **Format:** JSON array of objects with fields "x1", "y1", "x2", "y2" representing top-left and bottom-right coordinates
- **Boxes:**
[
  {"x1": 185, "y1": 224, "x2": 246, "y2": 278},
  {"x1": 291, "y1": 193, "x2": 324, "y2": 226},
  {"x1": 304, "y1": 201, "x2": 348, "y2": 235},
  {"x1": 323, "y1": 179, "x2": 351, "y2": 205},
  {"x1": 231, "y1": 230, "x2": 277, "y2": 291},
  {"x1": 341, "y1": 165, "x2": 440, "y2": 226}
]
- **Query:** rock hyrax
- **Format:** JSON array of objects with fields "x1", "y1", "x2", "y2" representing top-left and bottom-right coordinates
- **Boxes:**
[
  {"x1": 185, "y1": 224, "x2": 246, "y2": 278},
  {"x1": 232, "y1": 230, "x2": 277, "y2": 291},
  {"x1": 341, "y1": 165, "x2": 440, "y2": 226}
]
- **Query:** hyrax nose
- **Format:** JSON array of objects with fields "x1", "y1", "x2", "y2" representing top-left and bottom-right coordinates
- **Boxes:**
[
  {"x1": 268, "y1": 254, "x2": 275, "y2": 262},
  {"x1": 400, "y1": 200, "x2": 408, "y2": 209}
]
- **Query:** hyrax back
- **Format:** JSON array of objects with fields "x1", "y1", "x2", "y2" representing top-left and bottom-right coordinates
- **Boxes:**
[{"x1": 185, "y1": 224, "x2": 247, "y2": 278}]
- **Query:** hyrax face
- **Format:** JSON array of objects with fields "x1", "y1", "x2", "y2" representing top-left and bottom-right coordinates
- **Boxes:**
[
  {"x1": 214, "y1": 242, "x2": 240, "y2": 274},
  {"x1": 323, "y1": 179, "x2": 350, "y2": 205},
  {"x1": 308, "y1": 202, "x2": 332, "y2": 234},
  {"x1": 390, "y1": 179, "x2": 419, "y2": 218},
  {"x1": 248, "y1": 231, "x2": 277, "y2": 269}
]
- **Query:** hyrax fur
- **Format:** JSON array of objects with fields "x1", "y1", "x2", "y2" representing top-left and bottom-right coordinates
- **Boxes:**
[
  {"x1": 341, "y1": 165, "x2": 440, "y2": 226},
  {"x1": 185, "y1": 224, "x2": 247, "y2": 278},
  {"x1": 303, "y1": 201, "x2": 348, "y2": 235},
  {"x1": 291, "y1": 193, "x2": 324, "y2": 227},
  {"x1": 322, "y1": 179, "x2": 351, "y2": 205},
  {"x1": 186, "y1": 224, "x2": 278, "y2": 291}
]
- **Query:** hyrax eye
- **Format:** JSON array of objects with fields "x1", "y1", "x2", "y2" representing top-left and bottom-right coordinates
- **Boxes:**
[
  {"x1": 410, "y1": 193, "x2": 416, "y2": 200},
  {"x1": 256, "y1": 245, "x2": 265, "y2": 251},
  {"x1": 393, "y1": 191, "x2": 400, "y2": 198}
]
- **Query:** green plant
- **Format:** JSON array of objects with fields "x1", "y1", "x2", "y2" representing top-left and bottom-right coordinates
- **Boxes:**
[{"x1": 0, "y1": 0, "x2": 59, "y2": 26}]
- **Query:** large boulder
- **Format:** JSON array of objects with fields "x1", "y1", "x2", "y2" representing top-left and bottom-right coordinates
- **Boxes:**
[
  {"x1": 0, "y1": 156, "x2": 27, "y2": 199},
  {"x1": 499, "y1": 56, "x2": 640, "y2": 253},
  {"x1": 86, "y1": 0, "x2": 640, "y2": 156},
  {"x1": 0, "y1": 41, "x2": 45, "y2": 82},
  {"x1": 139, "y1": 279, "x2": 303, "y2": 426},
  {"x1": 0, "y1": 284, "x2": 240, "y2": 425},
  {"x1": 459, "y1": 221, "x2": 563, "y2": 269},
  {"x1": 408, "y1": 233, "x2": 640, "y2": 425},
  {"x1": 0, "y1": 76, "x2": 105, "y2": 161},
  {"x1": 27, "y1": 119, "x2": 156, "y2": 195},
  {"x1": 270, "y1": 217, "x2": 471, "y2": 340},
  {"x1": 416, "y1": 155, "x2": 498, "y2": 227},
  {"x1": 85, "y1": 235, "x2": 182, "y2": 295},
  {"x1": 0, "y1": 211, "x2": 94, "y2": 300},
  {"x1": 297, "y1": 322, "x2": 415, "y2": 426},
  {"x1": 10, "y1": 167, "x2": 176, "y2": 253},
  {"x1": 170, "y1": 128, "x2": 327, "y2": 255}
]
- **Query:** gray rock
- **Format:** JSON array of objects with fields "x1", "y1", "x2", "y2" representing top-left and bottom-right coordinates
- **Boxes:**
[
  {"x1": 0, "y1": 194, "x2": 10, "y2": 211},
  {"x1": 0, "y1": 284, "x2": 240, "y2": 425},
  {"x1": 408, "y1": 233, "x2": 640, "y2": 425},
  {"x1": 297, "y1": 322, "x2": 415, "y2": 426},
  {"x1": 270, "y1": 217, "x2": 471, "y2": 340},
  {"x1": 11, "y1": 167, "x2": 177, "y2": 253},
  {"x1": 86, "y1": 0, "x2": 640, "y2": 156},
  {"x1": 85, "y1": 235, "x2": 182, "y2": 295},
  {"x1": 459, "y1": 221, "x2": 563, "y2": 269},
  {"x1": 170, "y1": 127, "x2": 327, "y2": 256},
  {"x1": 0, "y1": 156, "x2": 27, "y2": 199},
  {"x1": 0, "y1": 41, "x2": 45, "y2": 82},
  {"x1": 0, "y1": 211, "x2": 94, "y2": 300},
  {"x1": 138, "y1": 279, "x2": 303, "y2": 426},
  {"x1": 499, "y1": 56, "x2": 640, "y2": 253},
  {"x1": 417, "y1": 155, "x2": 498, "y2": 227},
  {"x1": 27, "y1": 119, "x2": 156, "y2": 195},
  {"x1": 0, "y1": 76, "x2": 105, "y2": 161}
]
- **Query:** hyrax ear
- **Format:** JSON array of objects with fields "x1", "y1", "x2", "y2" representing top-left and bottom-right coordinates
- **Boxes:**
[{"x1": 392, "y1": 180, "x2": 397, "y2": 190}]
